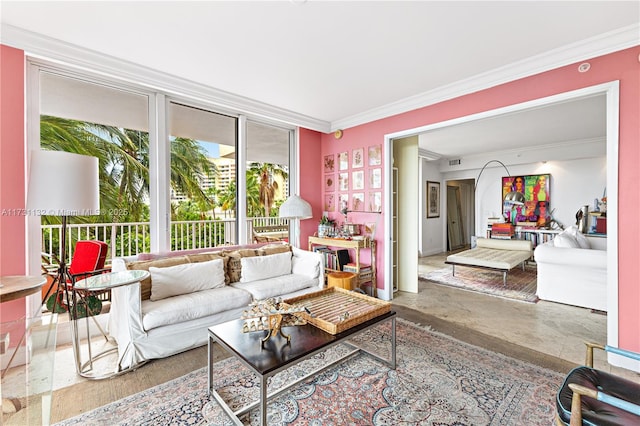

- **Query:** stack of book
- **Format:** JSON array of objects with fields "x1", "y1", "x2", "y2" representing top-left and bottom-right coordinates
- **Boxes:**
[
  {"x1": 491, "y1": 223, "x2": 514, "y2": 239},
  {"x1": 343, "y1": 263, "x2": 373, "y2": 282}
]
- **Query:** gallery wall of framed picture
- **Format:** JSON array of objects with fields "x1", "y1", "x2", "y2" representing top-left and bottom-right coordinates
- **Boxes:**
[
  {"x1": 501, "y1": 173, "x2": 551, "y2": 225},
  {"x1": 323, "y1": 144, "x2": 382, "y2": 214}
]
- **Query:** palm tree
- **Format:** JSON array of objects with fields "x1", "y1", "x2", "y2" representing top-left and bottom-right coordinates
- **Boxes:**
[
  {"x1": 214, "y1": 173, "x2": 262, "y2": 217},
  {"x1": 247, "y1": 162, "x2": 288, "y2": 217},
  {"x1": 40, "y1": 116, "x2": 216, "y2": 223}
]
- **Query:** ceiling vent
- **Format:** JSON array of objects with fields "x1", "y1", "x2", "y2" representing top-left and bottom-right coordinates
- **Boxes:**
[{"x1": 449, "y1": 159, "x2": 461, "y2": 166}]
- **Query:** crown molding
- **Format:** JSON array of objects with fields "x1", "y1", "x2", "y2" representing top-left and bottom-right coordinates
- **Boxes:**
[
  {"x1": 0, "y1": 24, "x2": 332, "y2": 133},
  {"x1": 331, "y1": 24, "x2": 639, "y2": 132}
]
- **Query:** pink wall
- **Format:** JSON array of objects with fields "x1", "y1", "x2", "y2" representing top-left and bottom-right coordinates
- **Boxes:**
[
  {"x1": 2, "y1": 44, "x2": 638, "y2": 351},
  {"x1": 302, "y1": 46, "x2": 640, "y2": 352},
  {"x1": 0, "y1": 45, "x2": 27, "y2": 321}
]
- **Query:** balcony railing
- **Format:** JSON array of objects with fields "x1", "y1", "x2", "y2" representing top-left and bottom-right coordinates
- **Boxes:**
[{"x1": 41, "y1": 217, "x2": 290, "y2": 265}]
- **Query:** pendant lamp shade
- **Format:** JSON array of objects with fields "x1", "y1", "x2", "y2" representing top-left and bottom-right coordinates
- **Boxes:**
[
  {"x1": 279, "y1": 195, "x2": 312, "y2": 219},
  {"x1": 27, "y1": 150, "x2": 100, "y2": 216}
]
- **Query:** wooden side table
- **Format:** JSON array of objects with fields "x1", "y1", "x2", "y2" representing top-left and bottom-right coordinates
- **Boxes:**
[{"x1": 327, "y1": 271, "x2": 357, "y2": 290}]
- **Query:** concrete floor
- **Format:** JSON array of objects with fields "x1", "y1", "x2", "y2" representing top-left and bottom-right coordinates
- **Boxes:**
[{"x1": 391, "y1": 252, "x2": 639, "y2": 381}]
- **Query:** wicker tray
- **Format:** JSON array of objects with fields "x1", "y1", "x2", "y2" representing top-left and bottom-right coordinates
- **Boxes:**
[{"x1": 283, "y1": 287, "x2": 390, "y2": 334}]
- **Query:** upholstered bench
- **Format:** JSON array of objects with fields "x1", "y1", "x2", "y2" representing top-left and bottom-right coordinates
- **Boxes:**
[{"x1": 445, "y1": 238, "x2": 533, "y2": 285}]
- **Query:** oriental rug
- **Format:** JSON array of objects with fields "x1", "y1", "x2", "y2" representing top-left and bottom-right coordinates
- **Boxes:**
[
  {"x1": 421, "y1": 263, "x2": 538, "y2": 303},
  {"x1": 55, "y1": 319, "x2": 562, "y2": 425}
]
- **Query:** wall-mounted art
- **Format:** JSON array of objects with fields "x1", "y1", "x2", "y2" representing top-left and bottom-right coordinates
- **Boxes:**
[
  {"x1": 426, "y1": 181, "x2": 440, "y2": 218},
  {"x1": 352, "y1": 148, "x2": 364, "y2": 168},
  {"x1": 338, "y1": 151, "x2": 349, "y2": 170},
  {"x1": 324, "y1": 154, "x2": 334, "y2": 173},
  {"x1": 339, "y1": 173, "x2": 349, "y2": 191},
  {"x1": 369, "y1": 168, "x2": 381, "y2": 189},
  {"x1": 352, "y1": 170, "x2": 364, "y2": 190},
  {"x1": 502, "y1": 174, "x2": 551, "y2": 224},
  {"x1": 368, "y1": 191, "x2": 382, "y2": 212},
  {"x1": 368, "y1": 145, "x2": 382, "y2": 166},
  {"x1": 325, "y1": 174, "x2": 335, "y2": 191}
]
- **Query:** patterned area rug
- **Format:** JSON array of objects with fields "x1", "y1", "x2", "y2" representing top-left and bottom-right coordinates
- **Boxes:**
[
  {"x1": 421, "y1": 263, "x2": 538, "y2": 303},
  {"x1": 55, "y1": 320, "x2": 562, "y2": 425}
]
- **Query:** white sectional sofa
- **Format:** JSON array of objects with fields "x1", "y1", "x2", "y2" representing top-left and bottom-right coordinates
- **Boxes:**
[
  {"x1": 534, "y1": 226, "x2": 607, "y2": 311},
  {"x1": 108, "y1": 243, "x2": 324, "y2": 370}
]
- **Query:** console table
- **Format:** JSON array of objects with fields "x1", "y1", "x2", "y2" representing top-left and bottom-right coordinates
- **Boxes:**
[{"x1": 308, "y1": 236, "x2": 377, "y2": 297}]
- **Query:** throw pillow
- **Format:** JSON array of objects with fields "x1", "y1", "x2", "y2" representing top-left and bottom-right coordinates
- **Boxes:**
[
  {"x1": 149, "y1": 258, "x2": 225, "y2": 301},
  {"x1": 553, "y1": 232, "x2": 580, "y2": 248},
  {"x1": 291, "y1": 255, "x2": 320, "y2": 280},
  {"x1": 126, "y1": 255, "x2": 190, "y2": 300},
  {"x1": 240, "y1": 251, "x2": 292, "y2": 283},
  {"x1": 564, "y1": 225, "x2": 591, "y2": 249},
  {"x1": 261, "y1": 244, "x2": 292, "y2": 256}
]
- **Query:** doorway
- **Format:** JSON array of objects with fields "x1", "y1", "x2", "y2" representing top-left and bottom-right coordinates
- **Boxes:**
[{"x1": 446, "y1": 185, "x2": 464, "y2": 250}]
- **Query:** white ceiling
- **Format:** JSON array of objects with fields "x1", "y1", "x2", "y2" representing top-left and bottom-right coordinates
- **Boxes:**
[{"x1": 1, "y1": 1, "x2": 638, "y2": 157}]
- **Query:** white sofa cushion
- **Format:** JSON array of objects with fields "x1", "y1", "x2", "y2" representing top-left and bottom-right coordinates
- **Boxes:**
[
  {"x1": 142, "y1": 286, "x2": 251, "y2": 331},
  {"x1": 240, "y1": 251, "x2": 292, "y2": 282},
  {"x1": 149, "y1": 258, "x2": 225, "y2": 301},
  {"x1": 231, "y1": 274, "x2": 318, "y2": 300},
  {"x1": 564, "y1": 225, "x2": 591, "y2": 249},
  {"x1": 553, "y1": 232, "x2": 580, "y2": 248},
  {"x1": 292, "y1": 254, "x2": 321, "y2": 279}
]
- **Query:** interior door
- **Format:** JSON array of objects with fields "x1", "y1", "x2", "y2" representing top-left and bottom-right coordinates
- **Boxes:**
[{"x1": 447, "y1": 186, "x2": 465, "y2": 250}]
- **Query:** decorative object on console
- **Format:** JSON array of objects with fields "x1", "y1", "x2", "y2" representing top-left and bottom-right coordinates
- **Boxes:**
[
  {"x1": 26, "y1": 150, "x2": 100, "y2": 307},
  {"x1": 240, "y1": 297, "x2": 308, "y2": 345}
]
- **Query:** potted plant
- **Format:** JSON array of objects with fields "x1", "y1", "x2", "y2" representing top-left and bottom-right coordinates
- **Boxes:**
[{"x1": 318, "y1": 215, "x2": 335, "y2": 237}]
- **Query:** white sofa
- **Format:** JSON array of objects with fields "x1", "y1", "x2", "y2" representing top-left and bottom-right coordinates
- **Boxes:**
[
  {"x1": 534, "y1": 226, "x2": 607, "y2": 311},
  {"x1": 108, "y1": 243, "x2": 324, "y2": 370}
]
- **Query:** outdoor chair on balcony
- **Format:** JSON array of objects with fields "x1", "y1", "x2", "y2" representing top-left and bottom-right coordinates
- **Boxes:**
[{"x1": 555, "y1": 342, "x2": 640, "y2": 425}]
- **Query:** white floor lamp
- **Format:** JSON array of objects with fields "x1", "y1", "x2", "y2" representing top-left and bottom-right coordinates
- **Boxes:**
[
  {"x1": 26, "y1": 150, "x2": 100, "y2": 306},
  {"x1": 279, "y1": 194, "x2": 312, "y2": 248}
]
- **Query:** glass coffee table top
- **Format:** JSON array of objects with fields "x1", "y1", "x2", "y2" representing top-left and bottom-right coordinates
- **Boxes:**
[{"x1": 74, "y1": 270, "x2": 149, "y2": 292}]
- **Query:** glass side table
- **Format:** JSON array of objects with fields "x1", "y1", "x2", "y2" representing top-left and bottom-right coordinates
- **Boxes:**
[{"x1": 72, "y1": 269, "x2": 150, "y2": 379}]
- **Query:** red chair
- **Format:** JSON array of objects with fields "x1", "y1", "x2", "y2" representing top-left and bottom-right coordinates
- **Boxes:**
[{"x1": 45, "y1": 240, "x2": 110, "y2": 315}]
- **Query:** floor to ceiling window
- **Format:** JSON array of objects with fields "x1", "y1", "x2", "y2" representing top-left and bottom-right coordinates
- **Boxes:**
[
  {"x1": 37, "y1": 70, "x2": 150, "y2": 262},
  {"x1": 29, "y1": 61, "x2": 297, "y2": 266},
  {"x1": 168, "y1": 102, "x2": 238, "y2": 248}
]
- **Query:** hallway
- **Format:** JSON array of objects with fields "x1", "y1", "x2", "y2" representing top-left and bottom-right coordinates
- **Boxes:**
[{"x1": 392, "y1": 252, "x2": 639, "y2": 381}]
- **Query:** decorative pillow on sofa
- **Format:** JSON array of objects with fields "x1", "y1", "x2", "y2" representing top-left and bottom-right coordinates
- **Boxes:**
[
  {"x1": 126, "y1": 256, "x2": 190, "y2": 300},
  {"x1": 553, "y1": 232, "x2": 580, "y2": 248},
  {"x1": 260, "y1": 244, "x2": 292, "y2": 256},
  {"x1": 149, "y1": 258, "x2": 226, "y2": 301},
  {"x1": 222, "y1": 249, "x2": 263, "y2": 283},
  {"x1": 292, "y1": 255, "x2": 320, "y2": 279},
  {"x1": 240, "y1": 251, "x2": 292, "y2": 283},
  {"x1": 564, "y1": 225, "x2": 591, "y2": 249}
]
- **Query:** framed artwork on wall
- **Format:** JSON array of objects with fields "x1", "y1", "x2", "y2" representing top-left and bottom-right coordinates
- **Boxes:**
[
  {"x1": 369, "y1": 168, "x2": 381, "y2": 189},
  {"x1": 339, "y1": 173, "x2": 349, "y2": 191},
  {"x1": 352, "y1": 170, "x2": 364, "y2": 190},
  {"x1": 338, "y1": 152, "x2": 349, "y2": 170},
  {"x1": 368, "y1": 191, "x2": 382, "y2": 212},
  {"x1": 426, "y1": 181, "x2": 440, "y2": 218},
  {"x1": 352, "y1": 193, "x2": 364, "y2": 211},
  {"x1": 368, "y1": 145, "x2": 382, "y2": 166},
  {"x1": 324, "y1": 174, "x2": 335, "y2": 191},
  {"x1": 352, "y1": 148, "x2": 364, "y2": 168},
  {"x1": 502, "y1": 173, "x2": 551, "y2": 225},
  {"x1": 324, "y1": 194, "x2": 335, "y2": 212},
  {"x1": 324, "y1": 154, "x2": 334, "y2": 173},
  {"x1": 339, "y1": 193, "x2": 349, "y2": 212}
]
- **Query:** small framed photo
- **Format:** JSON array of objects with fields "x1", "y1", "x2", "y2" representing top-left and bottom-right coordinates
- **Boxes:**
[
  {"x1": 339, "y1": 193, "x2": 349, "y2": 212},
  {"x1": 324, "y1": 154, "x2": 334, "y2": 172},
  {"x1": 338, "y1": 151, "x2": 349, "y2": 170},
  {"x1": 426, "y1": 181, "x2": 440, "y2": 218},
  {"x1": 369, "y1": 168, "x2": 381, "y2": 189},
  {"x1": 352, "y1": 148, "x2": 364, "y2": 168},
  {"x1": 351, "y1": 193, "x2": 364, "y2": 211},
  {"x1": 339, "y1": 173, "x2": 349, "y2": 191},
  {"x1": 324, "y1": 194, "x2": 335, "y2": 212},
  {"x1": 368, "y1": 191, "x2": 381, "y2": 212},
  {"x1": 352, "y1": 170, "x2": 364, "y2": 190},
  {"x1": 324, "y1": 174, "x2": 335, "y2": 191},
  {"x1": 368, "y1": 145, "x2": 381, "y2": 166}
]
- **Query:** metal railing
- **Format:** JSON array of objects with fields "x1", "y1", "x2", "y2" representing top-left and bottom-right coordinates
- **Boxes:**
[{"x1": 41, "y1": 217, "x2": 290, "y2": 264}]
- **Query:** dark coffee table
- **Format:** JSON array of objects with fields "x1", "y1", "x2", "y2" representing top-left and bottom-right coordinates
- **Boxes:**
[{"x1": 207, "y1": 311, "x2": 396, "y2": 425}]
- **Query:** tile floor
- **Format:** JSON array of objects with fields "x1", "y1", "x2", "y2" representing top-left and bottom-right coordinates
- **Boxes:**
[{"x1": 391, "y1": 252, "x2": 639, "y2": 381}]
